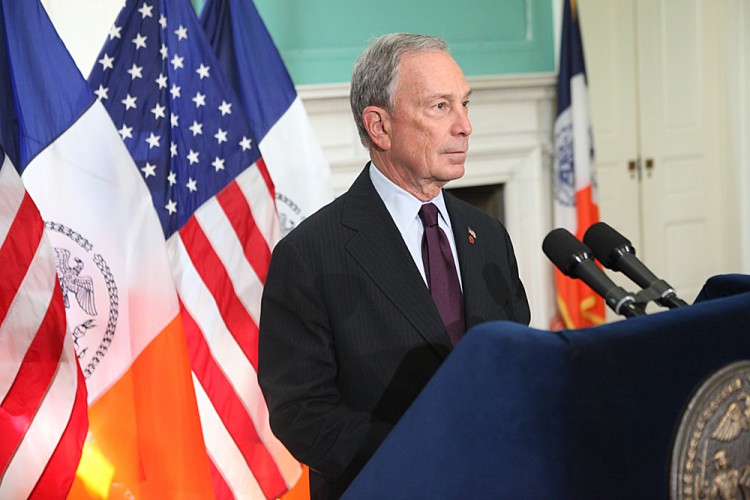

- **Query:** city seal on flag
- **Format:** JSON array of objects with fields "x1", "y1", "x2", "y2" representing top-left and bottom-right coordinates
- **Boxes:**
[
  {"x1": 276, "y1": 191, "x2": 306, "y2": 237},
  {"x1": 670, "y1": 360, "x2": 750, "y2": 499},
  {"x1": 553, "y1": 114, "x2": 576, "y2": 208},
  {"x1": 47, "y1": 221, "x2": 118, "y2": 378}
]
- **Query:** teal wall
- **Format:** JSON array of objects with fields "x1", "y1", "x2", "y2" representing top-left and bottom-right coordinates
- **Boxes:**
[{"x1": 193, "y1": 0, "x2": 555, "y2": 86}]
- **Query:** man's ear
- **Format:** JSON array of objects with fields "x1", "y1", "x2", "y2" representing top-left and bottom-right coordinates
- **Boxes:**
[{"x1": 362, "y1": 105, "x2": 391, "y2": 150}]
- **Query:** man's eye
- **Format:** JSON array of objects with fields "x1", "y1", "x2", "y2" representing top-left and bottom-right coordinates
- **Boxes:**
[{"x1": 435, "y1": 102, "x2": 445, "y2": 110}]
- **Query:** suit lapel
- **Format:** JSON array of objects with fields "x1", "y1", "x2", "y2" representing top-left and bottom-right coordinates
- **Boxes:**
[
  {"x1": 342, "y1": 166, "x2": 451, "y2": 354},
  {"x1": 445, "y1": 193, "x2": 487, "y2": 329}
]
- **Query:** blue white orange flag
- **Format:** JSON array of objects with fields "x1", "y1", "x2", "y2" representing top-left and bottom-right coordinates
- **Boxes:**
[
  {"x1": 199, "y1": 0, "x2": 333, "y2": 235},
  {"x1": 552, "y1": 0, "x2": 605, "y2": 328},
  {"x1": 0, "y1": 0, "x2": 214, "y2": 497},
  {"x1": 0, "y1": 145, "x2": 88, "y2": 497},
  {"x1": 87, "y1": 0, "x2": 298, "y2": 497}
]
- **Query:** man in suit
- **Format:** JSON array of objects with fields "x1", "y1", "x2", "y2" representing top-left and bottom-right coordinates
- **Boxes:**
[{"x1": 258, "y1": 33, "x2": 531, "y2": 499}]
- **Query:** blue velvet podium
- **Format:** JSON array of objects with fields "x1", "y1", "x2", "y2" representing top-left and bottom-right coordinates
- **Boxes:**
[{"x1": 343, "y1": 274, "x2": 750, "y2": 499}]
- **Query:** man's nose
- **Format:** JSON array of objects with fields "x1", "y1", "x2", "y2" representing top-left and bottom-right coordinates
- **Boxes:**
[{"x1": 453, "y1": 108, "x2": 472, "y2": 137}]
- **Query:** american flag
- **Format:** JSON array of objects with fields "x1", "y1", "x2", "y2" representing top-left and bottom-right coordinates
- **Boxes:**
[
  {"x1": 0, "y1": 150, "x2": 88, "y2": 498},
  {"x1": 88, "y1": 0, "x2": 296, "y2": 497}
]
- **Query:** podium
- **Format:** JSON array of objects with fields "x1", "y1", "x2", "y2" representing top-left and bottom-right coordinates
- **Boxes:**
[{"x1": 343, "y1": 274, "x2": 750, "y2": 499}]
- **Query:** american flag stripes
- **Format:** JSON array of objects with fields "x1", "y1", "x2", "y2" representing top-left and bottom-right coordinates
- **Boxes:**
[
  {"x1": 88, "y1": 0, "x2": 298, "y2": 497},
  {"x1": 0, "y1": 151, "x2": 88, "y2": 498},
  {"x1": 199, "y1": 0, "x2": 333, "y2": 236}
]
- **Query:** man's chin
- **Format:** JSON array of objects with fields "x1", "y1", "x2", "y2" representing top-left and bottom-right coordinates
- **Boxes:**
[{"x1": 441, "y1": 163, "x2": 465, "y2": 182}]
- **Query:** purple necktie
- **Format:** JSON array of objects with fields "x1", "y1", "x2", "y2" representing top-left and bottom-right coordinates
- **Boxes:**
[{"x1": 418, "y1": 203, "x2": 465, "y2": 345}]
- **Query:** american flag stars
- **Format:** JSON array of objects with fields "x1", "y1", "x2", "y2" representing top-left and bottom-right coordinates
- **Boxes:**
[
  {"x1": 146, "y1": 133, "x2": 161, "y2": 149},
  {"x1": 119, "y1": 124, "x2": 133, "y2": 140},
  {"x1": 171, "y1": 53, "x2": 184, "y2": 70},
  {"x1": 151, "y1": 102, "x2": 166, "y2": 119},
  {"x1": 156, "y1": 74, "x2": 168, "y2": 89},
  {"x1": 109, "y1": 25, "x2": 122, "y2": 40},
  {"x1": 127, "y1": 63, "x2": 143, "y2": 79},
  {"x1": 132, "y1": 33, "x2": 147, "y2": 49},
  {"x1": 121, "y1": 94, "x2": 137, "y2": 110},
  {"x1": 174, "y1": 25, "x2": 188, "y2": 41},
  {"x1": 98, "y1": 53, "x2": 114, "y2": 70},
  {"x1": 138, "y1": 2, "x2": 154, "y2": 18},
  {"x1": 142, "y1": 162, "x2": 156, "y2": 178},
  {"x1": 94, "y1": 84, "x2": 108, "y2": 100},
  {"x1": 88, "y1": 0, "x2": 262, "y2": 237},
  {"x1": 196, "y1": 64, "x2": 210, "y2": 79}
]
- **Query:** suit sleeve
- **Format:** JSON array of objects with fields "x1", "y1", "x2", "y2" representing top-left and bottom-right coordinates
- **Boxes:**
[
  {"x1": 258, "y1": 235, "x2": 392, "y2": 480},
  {"x1": 499, "y1": 220, "x2": 531, "y2": 325}
]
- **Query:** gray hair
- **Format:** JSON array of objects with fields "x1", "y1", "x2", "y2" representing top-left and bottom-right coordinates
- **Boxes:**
[{"x1": 350, "y1": 33, "x2": 449, "y2": 147}]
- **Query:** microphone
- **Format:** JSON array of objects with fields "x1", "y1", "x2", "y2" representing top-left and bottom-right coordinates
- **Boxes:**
[
  {"x1": 582, "y1": 222, "x2": 688, "y2": 309},
  {"x1": 542, "y1": 228, "x2": 644, "y2": 318}
]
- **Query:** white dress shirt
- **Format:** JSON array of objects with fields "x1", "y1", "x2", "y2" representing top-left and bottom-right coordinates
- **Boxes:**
[{"x1": 369, "y1": 163, "x2": 463, "y2": 289}]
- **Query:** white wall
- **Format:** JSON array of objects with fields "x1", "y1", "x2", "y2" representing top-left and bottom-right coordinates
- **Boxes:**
[{"x1": 42, "y1": 0, "x2": 123, "y2": 75}]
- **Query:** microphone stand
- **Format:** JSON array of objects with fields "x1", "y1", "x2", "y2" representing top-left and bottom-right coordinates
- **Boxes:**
[{"x1": 629, "y1": 279, "x2": 689, "y2": 312}]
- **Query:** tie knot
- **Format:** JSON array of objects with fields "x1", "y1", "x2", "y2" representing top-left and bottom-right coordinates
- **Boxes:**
[{"x1": 418, "y1": 203, "x2": 439, "y2": 228}]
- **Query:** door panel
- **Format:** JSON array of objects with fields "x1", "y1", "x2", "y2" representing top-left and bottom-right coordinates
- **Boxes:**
[
  {"x1": 577, "y1": 0, "x2": 642, "y2": 317},
  {"x1": 577, "y1": 0, "x2": 640, "y2": 252},
  {"x1": 636, "y1": 0, "x2": 723, "y2": 301},
  {"x1": 577, "y1": 0, "x2": 725, "y2": 315}
]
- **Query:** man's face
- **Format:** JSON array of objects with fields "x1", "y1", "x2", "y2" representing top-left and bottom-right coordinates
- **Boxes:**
[{"x1": 380, "y1": 51, "x2": 472, "y2": 200}]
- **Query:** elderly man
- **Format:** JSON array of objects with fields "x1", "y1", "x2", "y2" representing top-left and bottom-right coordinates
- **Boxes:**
[{"x1": 258, "y1": 32, "x2": 530, "y2": 499}]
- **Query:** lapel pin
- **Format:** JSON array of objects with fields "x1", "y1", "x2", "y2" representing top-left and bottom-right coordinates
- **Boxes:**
[{"x1": 468, "y1": 227, "x2": 476, "y2": 244}]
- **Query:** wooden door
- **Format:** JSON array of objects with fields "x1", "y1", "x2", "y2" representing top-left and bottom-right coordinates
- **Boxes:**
[
  {"x1": 577, "y1": 0, "x2": 726, "y2": 315},
  {"x1": 634, "y1": 0, "x2": 724, "y2": 301}
]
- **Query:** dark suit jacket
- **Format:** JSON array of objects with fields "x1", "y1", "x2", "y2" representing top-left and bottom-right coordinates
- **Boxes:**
[{"x1": 258, "y1": 165, "x2": 530, "y2": 498}]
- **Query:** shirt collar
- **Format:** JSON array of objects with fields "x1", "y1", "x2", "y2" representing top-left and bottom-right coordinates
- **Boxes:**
[{"x1": 369, "y1": 162, "x2": 450, "y2": 234}]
